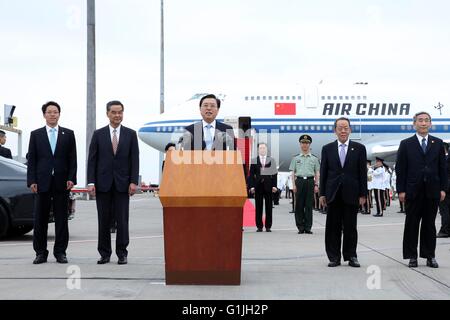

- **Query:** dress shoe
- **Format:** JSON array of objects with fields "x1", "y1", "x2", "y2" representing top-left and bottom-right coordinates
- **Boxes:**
[
  {"x1": 426, "y1": 258, "x2": 439, "y2": 268},
  {"x1": 56, "y1": 255, "x2": 68, "y2": 264},
  {"x1": 328, "y1": 261, "x2": 341, "y2": 267},
  {"x1": 436, "y1": 231, "x2": 449, "y2": 238},
  {"x1": 304, "y1": 230, "x2": 313, "y2": 234},
  {"x1": 408, "y1": 258, "x2": 418, "y2": 268},
  {"x1": 298, "y1": 230, "x2": 305, "y2": 234},
  {"x1": 33, "y1": 254, "x2": 47, "y2": 264},
  {"x1": 97, "y1": 256, "x2": 110, "y2": 264},
  {"x1": 266, "y1": 228, "x2": 272, "y2": 232},
  {"x1": 110, "y1": 227, "x2": 117, "y2": 233},
  {"x1": 348, "y1": 257, "x2": 360, "y2": 267},
  {"x1": 118, "y1": 257, "x2": 128, "y2": 265},
  {"x1": 256, "y1": 228, "x2": 263, "y2": 232}
]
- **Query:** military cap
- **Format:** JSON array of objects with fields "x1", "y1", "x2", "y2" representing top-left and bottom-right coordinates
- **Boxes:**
[{"x1": 299, "y1": 134, "x2": 312, "y2": 143}]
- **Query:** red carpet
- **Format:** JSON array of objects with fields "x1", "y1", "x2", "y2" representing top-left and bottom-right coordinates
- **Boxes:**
[{"x1": 243, "y1": 199, "x2": 256, "y2": 227}]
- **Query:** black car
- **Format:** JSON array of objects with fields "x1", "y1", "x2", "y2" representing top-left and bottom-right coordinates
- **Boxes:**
[{"x1": 0, "y1": 157, "x2": 75, "y2": 238}]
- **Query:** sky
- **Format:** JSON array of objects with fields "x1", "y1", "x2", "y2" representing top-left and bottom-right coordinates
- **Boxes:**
[{"x1": 1, "y1": 0, "x2": 450, "y2": 185}]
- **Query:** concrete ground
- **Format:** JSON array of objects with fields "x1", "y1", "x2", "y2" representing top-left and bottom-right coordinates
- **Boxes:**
[{"x1": 0, "y1": 193, "x2": 449, "y2": 300}]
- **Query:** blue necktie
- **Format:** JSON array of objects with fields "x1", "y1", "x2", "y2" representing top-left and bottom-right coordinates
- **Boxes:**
[
  {"x1": 204, "y1": 124, "x2": 213, "y2": 150},
  {"x1": 421, "y1": 138, "x2": 427, "y2": 153},
  {"x1": 339, "y1": 144, "x2": 346, "y2": 167},
  {"x1": 49, "y1": 128, "x2": 56, "y2": 155}
]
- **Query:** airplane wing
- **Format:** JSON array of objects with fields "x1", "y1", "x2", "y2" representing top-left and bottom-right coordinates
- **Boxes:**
[{"x1": 366, "y1": 137, "x2": 450, "y2": 163}]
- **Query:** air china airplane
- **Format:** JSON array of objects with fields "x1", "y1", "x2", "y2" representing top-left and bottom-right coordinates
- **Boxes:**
[{"x1": 138, "y1": 83, "x2": 450, "y2": 171}]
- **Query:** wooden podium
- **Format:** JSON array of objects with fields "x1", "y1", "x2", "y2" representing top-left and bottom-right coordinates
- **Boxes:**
[{"x1": 159, "y1": 150, "x2": 247, "y2": 285}]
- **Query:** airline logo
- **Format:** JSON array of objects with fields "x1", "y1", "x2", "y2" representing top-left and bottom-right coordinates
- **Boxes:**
[{"x1": 275, "y1": 103, "x2": 296, "y2": 115}]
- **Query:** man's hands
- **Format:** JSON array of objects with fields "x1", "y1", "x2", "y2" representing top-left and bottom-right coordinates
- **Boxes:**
[
  {"x1": 319, "y1": 196, "x2": 327, "y2": 208},
  {"x1": 129, "y1": 183, "x2": 137, "y2": 196},
  {"x1": 30, "y1": 184, "x2": 38, "y2": 193}
]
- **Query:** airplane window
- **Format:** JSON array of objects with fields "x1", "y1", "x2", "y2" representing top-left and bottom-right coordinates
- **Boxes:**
[
  {"x1": 333, "y1": 96, "x2": 337, "y2": 100},
  {"x1": 157, "y1": 127, "x2": 161, "y2": 132},
  {"x1": 281, "y1": 126, "x2": 285, "y2": 131},
  {"x1": 363, "y1": 96, "x2": 367, "y2": 100},
  {"x1": 323, "y1": 126, "x2": 327, "y2": 131},
  {"x1": 351, "y1": 96, "x2": 355, "y2": 100},
  {"x1": 280, "y1": 96, "x2": 284, "y2": 100},
  {"x1": 432, "y1": 125, "x2": 436, "y2": 131},
  {"x1": 251, "y1": 96, "x2": 254, "y2": 100},
  {"x1": 310, "y1": 126, "x2": 315, "y2": 130},
  {"x1": 305, "y1": 126, "x2": 309, "y2": 130},
  {"x1": 339, "y1": 96, "x2": 343, "y2": 100},
  {"x1": 292, "y1": 96, "x2": 296, "y2": 100},
  {"x1": 298, "y1": 96, "x2": 302, "y2": 100},
  {"x1": 328, "y1": 126, "x2": 333, "y2": 131},
  {"x1": 263, "y1": 96, "x2": 266, "y2": 100},
  {"x1": 257, "y1": 96, "x2": 260, "y2": 100},
  {"x1": 299, "y1": 126, "x2": 303, "y2": 130},
  {"x1": 268, "y1": 96, "x2": 272, "y2": 100},
  {"x1": 321, "y1": 96, "x2": 325, "y2": 100},
  {"x1": 292, "y1": 126, "x2": 297, "y2": 131},
  {"x1": 286, "y1": 96, "x2": 290, "y2": 100},
  {"x1": 444, "y1": 125, "x2": 449, "y2": 131},
  {"x1": 345, "y1": 96, "x2": 349, "y2": 100},
  {"x1": 357, "y1": 96, "x2": 361, "y2": 100},
  {"x1": 245, "y1": 97, "x2": 248, "y2": 101}
]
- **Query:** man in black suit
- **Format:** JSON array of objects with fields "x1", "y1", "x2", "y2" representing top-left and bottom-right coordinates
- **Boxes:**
[
  {"x1": 248, "y1": 143, "x2": 278, "y2": 232},
  {"x1": 27, "y1": 101, "x2": 77, "y2": 264},
  {"x1": 88, "y1": 100, "x2": 139, "y2": 265},
  {"x1": 0, "y1": 130, "x2": 13, "y2": 159},
  {"x1": 319, "y1": 117, "x2": 367, "y2": 267},
  {"x1": 181, "y1": 94, "x2": 235, "y2": 151},
  {"x1": 396, "y1": 111, "x2": 447, "y2": 268}
]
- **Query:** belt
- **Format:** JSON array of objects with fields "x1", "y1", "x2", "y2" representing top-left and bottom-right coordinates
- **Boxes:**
[{"x1": 296, "y1": 176, "x2": 314, "y2": 180}]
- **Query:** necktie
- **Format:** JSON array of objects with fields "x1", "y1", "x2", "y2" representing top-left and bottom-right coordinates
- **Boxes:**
[
  {"x1": 421, "y1": 138, "x2": 427, "y2": 153},
  {"x1": 204, "y1": 124, "x2": 213, "y2": 150},
  {"x1": 49, "y1": 128, "x2": 56, "y2": 155},
  {"x1": 261, "y1": 157, "x2": 266, "y2": 167},
  {"x1": 112, "y1": 129, "x2": 118, "y2": 155},
  {"x1": 339, "y1": 144, "x2": 346, "y2": 167}
]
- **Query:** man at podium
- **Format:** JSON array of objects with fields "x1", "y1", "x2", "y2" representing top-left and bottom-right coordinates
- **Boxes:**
[{"x1": 181, "y1": 94, "x2": 236, "y2": 151}]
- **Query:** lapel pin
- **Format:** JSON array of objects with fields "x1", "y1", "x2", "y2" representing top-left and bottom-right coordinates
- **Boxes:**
[
  {"x1": 431, "y1": 140, "x2": 434, "y2": 143},
  {"x1": 351, "y1": 148, "x2": 354, "y2": 151}
]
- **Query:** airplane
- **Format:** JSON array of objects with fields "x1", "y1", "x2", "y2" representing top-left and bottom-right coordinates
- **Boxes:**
[{"x1": 138, "y1": 83, "x2": 450, "y2": 171}]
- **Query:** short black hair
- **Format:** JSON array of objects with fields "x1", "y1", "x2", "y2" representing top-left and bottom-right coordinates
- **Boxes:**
[
  {"x1": 164, "y1": 142, "x2": 176, "y2": 152},
  {"x1": 107, "y1": 100, "x2": 124, "y2": 112},
  {"x1": 257, "y1": 142, "x2": 267, "y2": 148},
  {"x1": 0, "y1": 130, "x2": 5, "y2": 137},
  {"x1": 334, "y1": 117, "x2": 351, "y2": 129},
  {"x1": 199, "y1": 94, "x2": 221, "y2": 109},
  {"x1": 42, "y1": 101, "x2": 61, "y2": 114}
]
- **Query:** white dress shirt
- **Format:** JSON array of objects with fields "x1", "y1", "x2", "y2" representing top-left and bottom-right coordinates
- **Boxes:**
[
  {"x1": 416, "y1": 133, "x2": 428, "y2": 146},
  {"x1": 109, "y1": 124, "x2": 121, "y2": 144},
  {"x1": 337, "y1": 139, "x2": 350, "y2": 156},
  {"x1": 202, "y1": 120, "x2": 216, "y2": 141},
  {"x1": 46, "y1": 125, "x2": 59, "y2": 146}
]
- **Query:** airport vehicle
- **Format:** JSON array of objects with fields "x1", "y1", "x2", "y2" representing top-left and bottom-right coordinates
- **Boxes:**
[{"x1": 0, "y1": 157, "x2": 75, "y2": 238}]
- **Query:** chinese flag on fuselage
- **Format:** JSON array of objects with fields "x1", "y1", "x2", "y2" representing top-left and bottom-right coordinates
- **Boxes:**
[{"x1": 274, "y1": 103, "x2": 296, "y2": 115}]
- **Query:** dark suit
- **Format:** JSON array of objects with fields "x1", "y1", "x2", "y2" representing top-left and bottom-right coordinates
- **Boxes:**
[
  {"x1": 395, "y1": 135, "x2": 447, "y2": 259},
  {"x1": 27, "y1": 126, "x2": 77, "y2": 258},
  {"x1": 248, "y1": 156, "x2": 277, "y2": 230},
  {"x1": 182, "y1": 121, "x2": 236, "y2": 151},
  {"x1": 87, "y1": 125, "x2": 139, "y2": 259},
  {"x1": 320, "y1": 140, "x2": 367, "y2": 262},
  {"x1": 0, "y1": 145, "x2": 12, "y2": 159}
]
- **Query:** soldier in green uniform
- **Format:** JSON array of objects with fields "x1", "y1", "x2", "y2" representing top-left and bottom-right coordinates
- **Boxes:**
[{"x1": 289, "y1": 135, "x2": 320, "y2": 234}]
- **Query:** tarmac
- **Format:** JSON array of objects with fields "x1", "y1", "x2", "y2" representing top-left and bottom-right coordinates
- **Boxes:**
[{"x1": 1, "y1": 193, "x2": 450, "y2": 300}]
